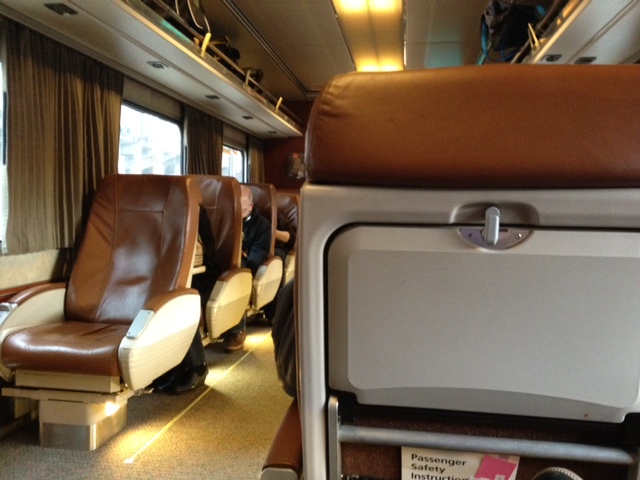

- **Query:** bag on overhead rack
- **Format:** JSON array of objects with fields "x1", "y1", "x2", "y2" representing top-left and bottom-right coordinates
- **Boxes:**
[
  {"x1": 142, "y1": 0, "x2": 210, "y2": 40},
  {"x1": 174, "y1": 0, "x2": 210, "y2": 37},
  {"x1": 481, "y1": 0, "x2": 553, "y2": 62}
]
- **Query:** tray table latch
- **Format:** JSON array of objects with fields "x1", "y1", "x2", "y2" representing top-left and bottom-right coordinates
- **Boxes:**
[{"x1": 459, "y1": 206, "x2": 531, "y2": 250}]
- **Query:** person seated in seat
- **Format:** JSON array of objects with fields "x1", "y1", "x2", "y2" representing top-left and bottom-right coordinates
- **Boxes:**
[
  {"x1": 152, "y1": 209, "x2": 219, "y2": 394},
  {"x1": 274, "y1": 214, "x2": 296, "y2": 264},
  {"x1": 259, "y1": 214, "x2": 296, "y2": 323},
  {"x1": 222, "y1": 184, "x2": 272, "y2": 352}
]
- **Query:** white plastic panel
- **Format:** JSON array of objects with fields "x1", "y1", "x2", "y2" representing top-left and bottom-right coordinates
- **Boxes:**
[
  {"x1": 327, "y1": 225, "x2": 640, "y2": 422},
  {"x1": 526, "y1": 0, "x2": 640, "y2": 64}
]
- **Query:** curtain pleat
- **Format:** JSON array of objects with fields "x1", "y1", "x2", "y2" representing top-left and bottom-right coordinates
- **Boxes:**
[
  {"x1": 248, "y1": 135, "x2": 264, "y2": 183},
  {"x1": 185, "y1": 105, "x2": 222, "y2": 175},
  {"x1": 5, "y1": 20, "x2": 123, "y2": 254}
]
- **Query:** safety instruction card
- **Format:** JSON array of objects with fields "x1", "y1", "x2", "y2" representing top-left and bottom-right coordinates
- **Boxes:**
[{"x1": 401, "y1": 447, "x2": 519, "y2": 480}]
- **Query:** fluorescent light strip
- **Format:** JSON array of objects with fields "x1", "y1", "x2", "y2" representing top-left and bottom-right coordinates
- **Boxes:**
[{"x1": 333, "y1": 0, "x2": 404, "y2": 72}]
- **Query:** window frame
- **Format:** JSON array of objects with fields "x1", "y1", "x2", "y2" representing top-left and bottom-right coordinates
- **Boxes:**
[
  {"x1": 221, "y1": 144, "x2": 247, "y2": 183},
  {"x1": 118, "y1": 101, "x2": 184, "y2": 176}
]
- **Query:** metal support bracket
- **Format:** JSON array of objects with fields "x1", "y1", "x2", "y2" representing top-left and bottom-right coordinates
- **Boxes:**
[{"x1": 459, "y1": 206, "x2": 531, "y2": 250}]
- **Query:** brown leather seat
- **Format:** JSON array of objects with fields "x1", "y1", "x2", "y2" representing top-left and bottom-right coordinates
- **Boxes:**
[
  {"x1": 275, "y1": 191, "x2": 299, "y2": 286},
  {"x1": 246, "y1": 183, "x2": 283, "y2": 312},
  {"x1": 276, "y1": 192, "x2": 299, "y2": 237},
  {"x1": 190, "y1": 175, "x2": 252, "y2": 340},
  {"x1": 0, "y1": 174, "x2": 202, "y2": 449},
  {"x1": 261, "y1": 399, "x2": 303, "y2": 480}
]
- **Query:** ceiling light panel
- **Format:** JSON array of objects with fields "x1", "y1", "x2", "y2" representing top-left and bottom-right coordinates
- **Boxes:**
[{"x1": 333, "y1": 0, "x2": 404, "y2": 72}]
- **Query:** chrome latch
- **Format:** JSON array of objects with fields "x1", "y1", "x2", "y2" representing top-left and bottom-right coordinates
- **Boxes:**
[
  {"x1": 459, "y1": 206, "x2": 531, "y2": 250},
  {"x1": 484, "y1": 206, "x2": 500, "y2": 246}
]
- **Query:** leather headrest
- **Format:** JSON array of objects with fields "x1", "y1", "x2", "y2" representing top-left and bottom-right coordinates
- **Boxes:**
[
  {"x1": 276, "y1": 192, "x2": 299, "y2": 234},
  {"x1": 192, "y1": 175, "x2": 243, "y2": 272},
  {"x1": 305, "y1": 65, "x2": 640, "y2": 189},
  {"x1": 66, "y1": 174, "x2": 201, "y2": 325}
]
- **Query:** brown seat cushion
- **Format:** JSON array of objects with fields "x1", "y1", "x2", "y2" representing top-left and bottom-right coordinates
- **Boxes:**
[{"x1": 3, "y1": 322, "x2": 129, "y2": 376}]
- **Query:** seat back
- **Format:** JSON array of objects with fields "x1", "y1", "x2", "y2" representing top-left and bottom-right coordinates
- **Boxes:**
[
  {"x1": 246, "y1": 183, "x2": 283, "y2": 310},
  {"x1": 0, "y1": 174, "x2": 202, "y2": 450},
  {"x1": 191, "y1": 175, "x2": 252, "y2": 339},
  {"x1": 193, "y1": 175, "x2": 244, "y2": 274},
  {"x1": 248, "y1": 183, "x2": 278, "y2": 255},
  {"x1": 66, "y1": 174, "x2": 200, "y2": 325},
  {"x1": 298, "y1": 65, "x2": 640, "y2": 479},
  {"x1": 276, "y1": 192, "x2": 299, "y2": 238},
  {"x1": 1, "y1": 174, "x2": 202, "y2": 389},
  {"x1": 276, "y1": 191, "x2": 299, "y2": 286}
]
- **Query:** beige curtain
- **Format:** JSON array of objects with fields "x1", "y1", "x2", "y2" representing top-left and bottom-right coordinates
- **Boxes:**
[
  {"x1": 248, "y1": 135, "x2": 265, "y2": 183},
  {"x1": 185, "y1": 105, "x2": 222, "y2": 175},
  {"x1": 5, "y1": 20, "x2": 123, "y2": 254}
]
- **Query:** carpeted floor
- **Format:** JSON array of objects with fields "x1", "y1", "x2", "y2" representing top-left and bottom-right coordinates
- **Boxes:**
[{"x1": 0, "y1": 325, "x2": 293, "y2": 479}]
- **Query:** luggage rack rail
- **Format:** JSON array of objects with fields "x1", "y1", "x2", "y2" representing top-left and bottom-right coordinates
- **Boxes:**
[{"x1": 126, "y1": 0, "x2": 302, "y2": 127}]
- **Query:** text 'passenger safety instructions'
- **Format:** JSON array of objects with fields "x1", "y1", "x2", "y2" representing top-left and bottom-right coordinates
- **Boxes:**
[{"x1": 401, "y1": 447, "x2": 519, "y2": 480}]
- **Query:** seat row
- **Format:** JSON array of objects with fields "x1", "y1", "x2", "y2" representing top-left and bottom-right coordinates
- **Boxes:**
[
  {"x1": 0, "y1": 173, "x2": 298, "y2": 450},
  {"x1": 196, "y1": 178, "x2": 298, "y2": 339}
]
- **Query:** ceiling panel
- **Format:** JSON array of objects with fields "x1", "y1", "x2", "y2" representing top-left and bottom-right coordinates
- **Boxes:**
[
  {"x1": 200, "y1": 0, "x2": 488, "y2": 97},
  {"x1": 236, "y1": 0, "x2": 355, "y2": 77},
  {"x1": 205, "y1": 0, "x2": 355, "y2": 98},
  {"x1": 200, "y1": 0, "x2": 317, "y2": 100},
  {"x1": 0, "y1": 0, "x2": 304, "y2": 136},
  {"x1": 406, "y1": 0, "x2": 487, "y2": 69},
  {"x1": 1, "y1": 0, "x2": 491, "y2": 126},
  {"x1": 406, "y1": 42, "x2": 477, "y2": 69},
  {"x1": 5, "y1": 0, "x2": 640, "y2": 139}
]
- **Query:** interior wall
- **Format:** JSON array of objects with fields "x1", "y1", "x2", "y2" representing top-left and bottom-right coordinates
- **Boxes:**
[
  {"x1": 263, "y1": 101, "x2": 313, "y2": 192},
  {"x1": 0, "y1": 249, "x2": 68, "y2": 291}
]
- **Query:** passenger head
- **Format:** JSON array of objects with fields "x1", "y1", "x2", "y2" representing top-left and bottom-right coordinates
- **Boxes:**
[{"x1": 240, "y1": 185, "x2": 253, "y2": 219}]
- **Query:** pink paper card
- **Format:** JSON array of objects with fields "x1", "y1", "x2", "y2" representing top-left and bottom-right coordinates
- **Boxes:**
[{"x1": 474, "y1": 456, "x2": 518, "y2": 480}]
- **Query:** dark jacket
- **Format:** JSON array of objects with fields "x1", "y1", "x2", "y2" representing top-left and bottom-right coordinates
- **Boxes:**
[
  {"x1": 271, "y1": 280, "x2": 296, "y2": 397},
  {"x1": 242, "y1": 204, "x2": 271, "y2": 276},
  {"x1": 275, "y1": 212, "x2": 296, "y2": 254},
  {"x1": 191, "y1": 210, "x2": 222, "y2": 305}
]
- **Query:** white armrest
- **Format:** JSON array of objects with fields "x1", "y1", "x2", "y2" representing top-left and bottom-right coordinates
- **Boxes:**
[
  {"x1": 206, "y1": 269, "x2": 252, "y2": 339},
  {"x1": 283, "y1": 251, "x2": 296, "y2": 286},
  {"x1": 118, "y1": 290, "x2": 201, "y2": 390},
  {"x1": 0, "y1": 284, "x2": 67, "y2": 382},
  {"x1": 125, "y1": 310, "x2": 155, "y2": 340},
  {"x1": 252, "y1": 256, "x2": 284, "y2": 310}
]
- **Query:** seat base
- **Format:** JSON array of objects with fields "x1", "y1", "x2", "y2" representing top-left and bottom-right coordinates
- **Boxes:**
[
  {"x1": 3, "y1": 386, "x2": 134, "y2": 450},
  {"x1": 39, "y1": 399, "x2": 128, "y2": 450},
  {"x1": 0, "y1": 396, "x2": 37, "y2": 439}
]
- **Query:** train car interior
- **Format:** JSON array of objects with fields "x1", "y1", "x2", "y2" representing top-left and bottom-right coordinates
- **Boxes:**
[{"x1": 0, "y1": 0, "x2": 639, "y2": 479}]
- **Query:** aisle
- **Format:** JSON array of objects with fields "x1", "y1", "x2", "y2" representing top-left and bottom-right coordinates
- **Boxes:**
[{"x1": 0, "y1": 325, "x2": 292, "y2": 480}]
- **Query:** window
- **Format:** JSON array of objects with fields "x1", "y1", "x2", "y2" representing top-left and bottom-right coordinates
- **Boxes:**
[
  {"x1": 222, "y1": 145, "x2": 246, "y2": 182},
  {"x1": 118, "y1": 103, "x2": 182, "y2": 175}
]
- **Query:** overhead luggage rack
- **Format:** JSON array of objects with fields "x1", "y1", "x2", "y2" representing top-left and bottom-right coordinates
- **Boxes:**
[
  {"x1": 133, "y1": 0, "x2": 281, "y2": 110},
  {"x1": 513, "y1": 0, "x2": 640, "y2": 65},
  {"x1": 0, "y1": 0, "x2": 303, "y2": 138}
]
